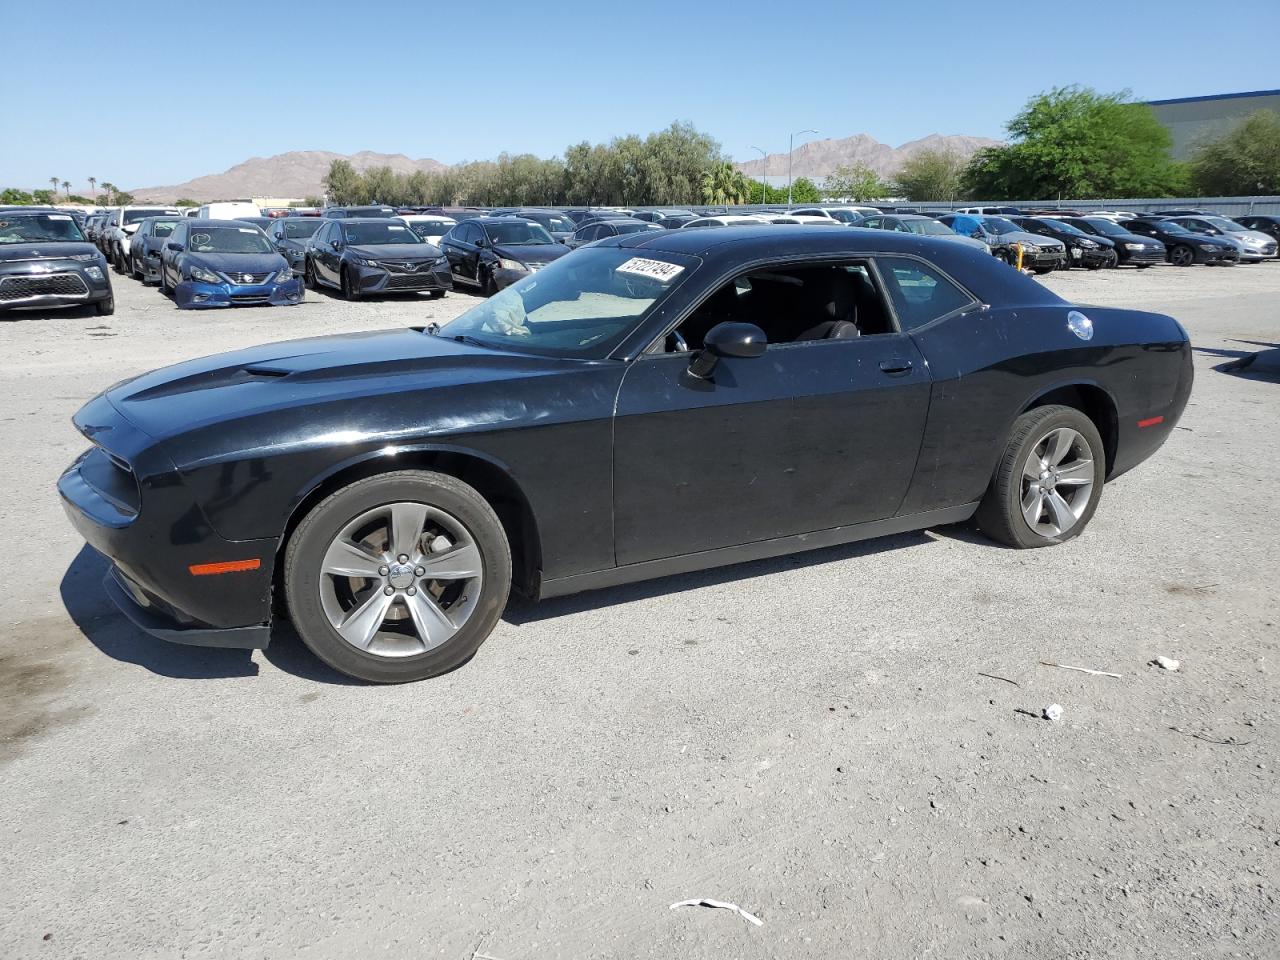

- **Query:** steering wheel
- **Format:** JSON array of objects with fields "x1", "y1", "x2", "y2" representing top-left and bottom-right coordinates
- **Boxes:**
[{"x1": 667, "y1": 330, "x2": 689, "y2": 353}]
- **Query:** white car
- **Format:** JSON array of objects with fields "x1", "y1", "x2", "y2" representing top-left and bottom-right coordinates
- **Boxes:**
[
  {"x1": 788, "y1": 205, "x2": 882, "y2": 224},
  {"x1": 196, "y1": 201, "x2": 261, "y2": 220},
  {"x1": 766, "y1": 214, "x2": 841, "y2": 225},
  {"x1": 681, "y1": 215, "x2": 775, "y2": 228},
  {"x1": 103, "y1": 205, "x2": 181, "y2": 274},
  {"x1": 1163, "y1": 215, "x2": 1278, "y2": 262},
  {"x1": 397, "y1": 214, "x2": 458, "y2": 245}
]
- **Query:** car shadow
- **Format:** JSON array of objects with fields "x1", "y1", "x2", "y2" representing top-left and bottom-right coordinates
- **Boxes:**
[
  {"x1": 1193, "y1": 341, "x2": 1280, "y2": 381},
  {"x1": 503, "y1": 526, "x2": 951, "y2": 625}
]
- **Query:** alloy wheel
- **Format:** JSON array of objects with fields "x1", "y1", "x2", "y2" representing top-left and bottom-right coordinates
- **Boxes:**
[
  {"x1": 1019, "y1": 427, "x2": 1095, "y2": 538},
  {"x1": 1171, "y1": 246, "x2": 1194, "y2": 267},
  {"x1": 318, "y1": 501, "x2": 484, "y2": 657}
]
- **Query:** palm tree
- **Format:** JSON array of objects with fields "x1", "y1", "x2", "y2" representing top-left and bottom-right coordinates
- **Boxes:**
[
  {"x1": 61, "y1": 180, "x2": 70, "y2": 199},
  {"x1": 49, "y1": 176, "x2": 59, "y2": 198},
  {"x1": 101, "y1": 182, "x2": 115, "y2": 204},
  {"x1": 88, "y1": 176, "x2": 97, "y2": 200}
]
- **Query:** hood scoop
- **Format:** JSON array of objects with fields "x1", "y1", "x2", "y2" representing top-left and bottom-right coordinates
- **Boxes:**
[{"x1": 124, "y1": 362, "x2": 298, "y2": 401}]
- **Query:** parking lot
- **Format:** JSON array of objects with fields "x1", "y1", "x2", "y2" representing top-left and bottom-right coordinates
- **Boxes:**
[{"x1": 2, "y1": 263, "x2": 1277, "y2": 958}]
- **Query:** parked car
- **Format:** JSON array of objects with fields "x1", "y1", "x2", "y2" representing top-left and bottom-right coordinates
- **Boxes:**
[
  {"x1": 1061, "y1": 218, "x2": 1166, "y2": 268},
  {"x1": 196, "y1": 201, "x2": 261, "y2": 220},
  {"x1": 487, "y1": 209, "x2": 577, "y2": 241},
  {"x1": 304, "y1": 218, "x2": 451, "y2": 300},
  {"x1": 564, "y1": 208, "x2": 631, "y2": 224},
  {"x1": 0, "y1": 209, "x2": 113, "y2": 315},
  {"x1": 858, "y1": 214, "x2": 991, "y2": 253},
  {"x1": 657, "y1": 214, "x2": 699, "y2": 229},
  {"x1": 102, "y1": 206, "x2": 181, "y2": 273},
  {"x1": 1161, "y1": 216, "x2": 1277, "y2": 262},
  {"x1": 1233, "y1": 214, "x2": 1280, "y2": 245},
  {"x1": 681, "y1": 215, "x2": 773, "y2": 229},
  {"x1": 1011, "y1": 217, "x2": 1116, "y2": 270},
  {"x1": 58, "y1": 225, "x2": 1193, "y2": 682},
  {"x1": 633, "y1": 209, "x2": 696, "y2": 223},
  {"x1": 1151, "y1": 209, "x2": 1213, "y2": 217},
  {"x1": 158, "y1": 219, "x2": 303, "y2": 308},
  {"x1": 1119, "y1": 219, "x2": 1239, "y2": 266},
  {"x1": 397, "y1": 215, "x2": 458, "y2": 246},
  {"x1": 566, "y1": 218, "x2": 664, "y2": 249},
  {"x1": 438, "y1": 217, "x2": 570, "y2": 294},
  {"x1": 84, "y1": 213, "x2": 107, "y2": 245},
  {"x1": 127, "y1": 216, "x2": 185, "y2": 284},
  {"x1": 263, "y1": 216, "x2": 325, "y2": 277},
  {"x1": 788, "y1": 206, "x2": 874, "y2": 224},
  {"x1": 954, "y1": 205, "x2": 1023, "y2": 216},
  {"x1": 765, "y1": 215, "x2": 842, "y2": 225},
  {"x1": 235, "y1": 216, "x2": 276, "y2": 232},
  {"x1": 938, "y1": 214, "x2": 1067, "y2": 272},
  {"x1": 323, "y1": 206, "x2": 397, "y2": 219}
]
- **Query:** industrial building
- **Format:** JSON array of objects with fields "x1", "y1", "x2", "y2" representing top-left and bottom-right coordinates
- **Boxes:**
[{"x1": 1147, "y1": 89, "x2": 1280, "y2": 159}]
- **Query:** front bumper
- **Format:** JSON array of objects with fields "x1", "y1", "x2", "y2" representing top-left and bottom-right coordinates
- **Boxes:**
[
  {"x1": 0, "y1": 263, "x2": 112, "y2": 311},
  {"x1": 1198, "y1": 248, "x2": 1239, "y2": 264},
  {"x1": 174, "y1": 276, "x2": 304, "y2": 309},
  {"x1": 493, "y1": 260, "x2": 557, "y2": 290},
  {"x1": 58, "y1": 396, "x2": 277, "y2": 647},
  {"x1": 1070, "y1": 246, "x2": 1113, "y2": 268},
  {"x1": 353, "y1": 261, "x2": 452, "y2": 296},
  {"x1": 1119, "y1": 245, "x2": 1165, "y2": 265}
]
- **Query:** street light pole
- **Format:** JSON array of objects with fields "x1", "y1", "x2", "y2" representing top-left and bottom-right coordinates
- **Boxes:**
[
  {"x1": 787, "y1": 129, "x2": 817, "y2": 208},
  {"x1": 749, "y1": 146, "x2": 768, "y2": 205}
]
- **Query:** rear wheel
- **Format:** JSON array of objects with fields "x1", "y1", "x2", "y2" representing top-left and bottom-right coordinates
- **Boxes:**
[
  {"x1": 1170, "y1": 244, "x2": 1195, "y2": 267},
  {"x1": 975, "y1": 405, "x2": 1105, "y2": 549},
  {"x1": 284, "y1": 470, "x2": 512, "y2": 683}
]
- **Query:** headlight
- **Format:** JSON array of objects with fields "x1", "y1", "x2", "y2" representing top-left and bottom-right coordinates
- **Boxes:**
[
  {"x1": 434, "y1": 256, "x2": 448, "y2": 267},
  {"x1": 275, "y1": 267, "x2": 292, "y2": 282},
  {"x1": 1020, "y1": 243, "x2": 1040, "y2": 253},
  {"x1": 1079, "y1": 239, "x2": 1097, "y2": 248},
  {"x1": 189, "y1": 264, "x2": 221, "y2": 283},
  {"x1": 84, "y1": 266, "x2": 104, "y2": 280},
  {"x1": 1124, "y1": 243, "x2": 1144, "y2": 251},
  {"x1": 71, "y1": 253, "x2": 98, "y2": 262},
  {"x1": 497, "y1": 257, "x2": 527, "y2": 271},
  {"x1": 1198, "y1": 244, "x2": 1216, "y2": 252},
  {"x1": 356, "y1": 258, "x2": 381, "y2": 268}
]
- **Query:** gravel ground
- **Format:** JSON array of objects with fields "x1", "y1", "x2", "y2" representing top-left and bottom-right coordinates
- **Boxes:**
[{"x1": 1, "y1": 261, "x2": 1277, "y2": 959}]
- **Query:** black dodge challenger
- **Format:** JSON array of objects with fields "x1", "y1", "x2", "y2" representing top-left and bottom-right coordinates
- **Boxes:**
[{"x1": 60, "y1": 226, "x2": 1193, "y2": 682}]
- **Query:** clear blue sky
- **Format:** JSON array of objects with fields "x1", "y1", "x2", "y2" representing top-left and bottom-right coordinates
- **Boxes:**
[{"x1": 4, "y1": 0, "x2": 1277, "y2": 193}]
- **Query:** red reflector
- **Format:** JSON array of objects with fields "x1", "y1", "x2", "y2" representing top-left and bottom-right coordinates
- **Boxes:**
[
  {"x1": 1137, "y1": 416, "x2": 1165, "y2": 428},
  {"x1": 189, "y1": 559, "x2": 262, "y2": 576}
]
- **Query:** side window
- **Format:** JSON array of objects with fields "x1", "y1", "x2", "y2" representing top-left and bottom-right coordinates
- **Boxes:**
[
  {"x1": 862, "y1": 217, "x2": 882, "y2": 229},
  {"x1": 876, "y1": 256, "x2": 974, "y2": 332}
]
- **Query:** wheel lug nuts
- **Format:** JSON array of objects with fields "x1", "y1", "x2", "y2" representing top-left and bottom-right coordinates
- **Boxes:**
[
  {"x1": 406, "y1": 586, "x2": 417, "y2": 596},
  {"x1": 383, "y1": 585, "x2": 395, "y2": 596},
  {"x1": 414, "y1": 566, "x2": 426, "y2": 577},
  {"x1": 397, "y1": 554, "x2": 409, "y2": 563},
  {"x1": 378, "y1": 565, "x2": 389, "y2": 577}
]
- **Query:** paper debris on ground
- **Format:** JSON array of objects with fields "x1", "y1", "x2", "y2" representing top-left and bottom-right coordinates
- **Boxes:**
[
  {"x1": 1043, "y1": 703, "x2": 1064, "y2": 722},
  {"x1": 670, "y1": 898, "x2": 764, "y2": 926},
  {"x1": 1039, "y1": 660, "x2": 1123, "y2": 679},
  {"x1": 1154, "y1": 656, "x2": 1182, "y2": 671}
]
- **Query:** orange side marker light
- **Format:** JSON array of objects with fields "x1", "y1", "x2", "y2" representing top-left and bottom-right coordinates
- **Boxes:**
[{"x1": 189, "y1": 559, "x2": 262, "y2": 576}]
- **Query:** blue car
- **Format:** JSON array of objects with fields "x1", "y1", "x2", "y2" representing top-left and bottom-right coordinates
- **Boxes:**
[{"x1": 158, "y1": 218, "x2": 303, "y2": 309}]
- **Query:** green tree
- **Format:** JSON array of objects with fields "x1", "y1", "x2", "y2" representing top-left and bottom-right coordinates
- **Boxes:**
[
  {"x1": 702, "y1": 161, "x2": 751, "y2": 204},
  {"x1": 1189, "y1": 110, "x2": 1280, "y2": 196},
  {"x1": 33, "y1": 189, "x2": 55, "y2": 204},
  {"x1": 1, "y1": 188, "x2": 34, "y2": 204},
  {"x1": 894, "y1": 148, "x2": 964, "y2": 201},
  {"x1": 100, "y1": 182, "x2": 116, "y2": 204},
  {"x1": 60, "y1": 180, "x2": 71, "y2": 199},
  {"x1": 962, "y1": 86, "x2": 1183, "y2": 200},
  {"x1": 304, "y1": 196, "x2": 324, "y2": 208},
  {"x1": 112, "y1": 190, "x2": 135, "y2": 205},
  {"x1": 174, "y1": 197, "x2": 198, "y2": 207},
  {"x1": 49, "y1": 176, "x2": 59, "y2": 198},
  {"x1": 323, "y1": 159, "x2": 363, "y2": 204},
  {"x1": 87, "y1": 176, "x2": 97, "y2": 200},
  {"x1": 823, "y1": 163, "x2": 889, "y2": 201}
]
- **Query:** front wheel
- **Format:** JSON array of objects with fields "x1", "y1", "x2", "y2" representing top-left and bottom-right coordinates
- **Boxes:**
[
  {"x1": 283, "y1": 470, "x2": 512, "y2": 683},
  {"x1": 1170, "y1": 245, "x2": 1194, "y2": 267},
  {"x1": 94, "y1": 294, "x2": 114, "y2": 316},
  {"x1": 974, "y1": 405, "x2": 1105, "y2": 549},
  {"x1": 340, "y1": 266, "x2": 360, "y2": 300},
  {"x1": 304, "y1": 259, "x2": 317, "y2": 290}
]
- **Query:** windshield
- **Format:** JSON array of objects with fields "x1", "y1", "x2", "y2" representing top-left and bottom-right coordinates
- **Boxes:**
[
  {"x1": 152, "y1": 219, "x2": 181, "y2": 237},
  {"x1": 612, "y1": 222, "x2": 660, "y2": 235},
  {"x1": 343, "y1": 222, "x2": 420, "y2": 245},
  {"x1": 1078, "y1": 218, "x2": 1126, "y2": 237},
  {"x1": 1156, "y1": 221, "x2": 1192, "y2": 235},
  {"x1": 124, "y1": 209, "x2": 174, "y2": 225},
  {"x1": 1033, "y1": 218, "x2": 1087, "y2": 236},
  {"x1": 441, "y1": 247, "x2": 696, "y2": 358},
  {"x1": 282, "y1": 219, "x2": 323, "y2": 239},
  {"x1": 1205, "y1": 216, "x2": 1244, "y2": 232},
  {"x1": 188, "y1": 227, "x2": 275, "y2": 254},
  {"x1": 486, "y1": 221, "x2": 555, "y2": 245},
  {"x1": 347, "y1": 207, "x2": 395, "y2": 218},
  {"x1": 0, "y1": 213, "x2": 86, "y2": 243},
  {"x1": 906, "y1": 219, "x2": 954, "y2": 236},
  {"x1": 980, "y1": 217, "x2": 1021, "y2": 235},
  {"x1": 825, "y1": 209, "x2": 860, "y2": 223},
  {"x1": 407, "y1": 220, "x2": 454, "y2": 239}
]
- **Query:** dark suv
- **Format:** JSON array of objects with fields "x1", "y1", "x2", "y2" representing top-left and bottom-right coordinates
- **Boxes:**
[
  {"x1": 305, "y1": 218, "x2": 451, "y2": 300},
  {"x1": 0, "y1": 209, "x2": 114, "y2": 315}
]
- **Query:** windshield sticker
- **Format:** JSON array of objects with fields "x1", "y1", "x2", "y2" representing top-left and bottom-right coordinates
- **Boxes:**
[
  {"x1": 191, "y1": 233, "x2": 211, "y2": 245},
  {"x1": 48, "y1": 214, "x2": 72, "y2": 220},
  {"x1": 237, "y1": 227, "x2": 256, "y2": 233},
  {"x1": 616, "y1": 257, "x2": 684, "y2": 283},
  {"x1": 388, "y1": 225, "x2": 408, "y2": 231}
]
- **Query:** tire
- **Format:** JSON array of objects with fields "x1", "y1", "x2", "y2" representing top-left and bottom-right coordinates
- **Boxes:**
[
  {"x1": 158, "y1": 265, "x2": 171, "y2": 297},
  {"x1": 112, "y1": 246, "x2": 126, "y2": 274},
  {"x1": 130, "y1": 254, "x2": 142, "y2": 281},
  {"x1": 481, "y1": 266, "x2": 497, "y2": 297},
  {"x1": 1033, "y1": 265, "x2": 1055, "y2": 275},
  {"x1": 340, "y1": 266, "x2": 360, "y2": 301},
  {"x1": 284, "y1": 470, "x2": 512, "y2": 683},
  {"x1": 94, "y1": 294, "x2": 115, "y2": 316},
  {"x1": 1136, "y1": 263, "x2": 1153, "y2": 269},
  {"x1": 1170, "y1": 244, "x2": 1194, "y2": 267},
  {"x1": 304, "y1": 259, "x2": 317, "y2": 290},
  {"x1": 974, "y1": 405, "x2": 1106, "y2": 549},
  {"x1": 997, "y1": 249, "x2": 1015, "y2": 267},
  {"x1": 427, "y1": 289, "x2": 445, "y2": 299}
]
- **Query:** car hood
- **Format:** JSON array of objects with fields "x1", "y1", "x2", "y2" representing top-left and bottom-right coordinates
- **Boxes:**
[
  {"x1": 492, "y1": 243, "x2": 570, "y2": 264},
  {"x1": 187, "y1": 251, "x2": 288, "y2": 275},
  {"x1": 0, "y1": 241, "x2": 101, "y2": 263},
  {"x1": 101, "y1": 328, "x2": 592, "y2": 444},
  {"x1": 1001, "y1": 231, "x2": 1063, "y2": 249},
  {"x1": 348, "y1": 243, "x2": 440, "y2": 260}
]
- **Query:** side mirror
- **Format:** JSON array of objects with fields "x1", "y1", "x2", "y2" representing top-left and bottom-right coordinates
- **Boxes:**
[
  {"x1": 475, "y1": 237, "x2": 487, "y2": 248},
  {"x1": 687, "y1": 322, "x2": 767, "y2": 380},
  {"x1": 166, "y1": 242, "x2": 183, "y2": 252},
  {"x1": 332, "y1": 240, "x2": 343, "y2": 250}
]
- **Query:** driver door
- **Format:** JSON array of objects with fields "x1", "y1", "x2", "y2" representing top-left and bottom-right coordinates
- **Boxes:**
[{"x1": 611, "y1": 260, "x2": 933, "y2": 566}]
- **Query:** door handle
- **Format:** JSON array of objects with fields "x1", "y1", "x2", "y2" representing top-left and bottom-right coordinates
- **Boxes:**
[{"x1": 879, "y1": 358, "x2": 913, "y2": 375}]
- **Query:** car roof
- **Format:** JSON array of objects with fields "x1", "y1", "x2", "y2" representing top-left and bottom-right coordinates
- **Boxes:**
[
  {"x1": 185, "y1": 218, "x2": 268, "y2": 228},
  {"x1": 333, "y1": 217, "x2": 412, "y2": 225},
  {"x1": 610, "y1": 223, "x2": 929, "y2": 256}
]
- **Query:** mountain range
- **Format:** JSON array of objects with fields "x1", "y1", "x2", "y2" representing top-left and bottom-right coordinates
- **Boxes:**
[
  {"x1": 734, "y1": 133, "x2": 1002, "y2": 181},
  {"x1": 130, "y1": 132, "x2": 1002, "y2": 201},
  {"x1": 132, "y1": 151, "x2": 447, "y2": 202}
]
